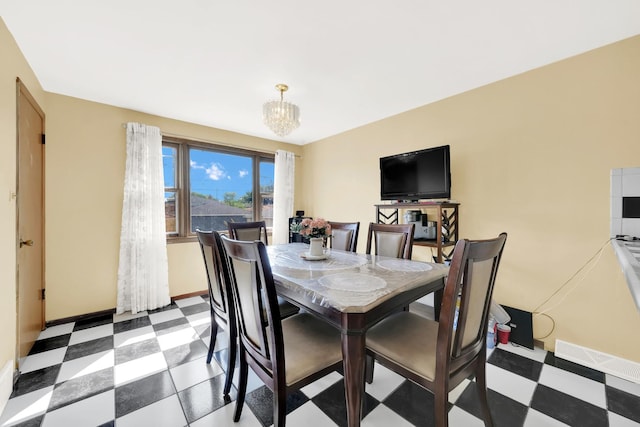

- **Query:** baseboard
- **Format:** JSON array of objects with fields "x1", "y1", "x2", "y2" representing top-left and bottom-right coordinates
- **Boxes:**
[
  {"x1": 0, "y1": 360, "x2": 14, "y2": 416},
  {"x1": 555, "y1": 339, "x2": 640, "y2": 384}
]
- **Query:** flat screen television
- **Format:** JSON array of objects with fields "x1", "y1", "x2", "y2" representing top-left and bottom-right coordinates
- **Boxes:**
[{"x1": 380, "y1": 145, "x2": 451, "y2": 201}]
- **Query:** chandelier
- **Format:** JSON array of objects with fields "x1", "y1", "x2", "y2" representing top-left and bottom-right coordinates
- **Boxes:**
[{"x1": 263, "y1": 84, "x2": 300, "y2": 137}]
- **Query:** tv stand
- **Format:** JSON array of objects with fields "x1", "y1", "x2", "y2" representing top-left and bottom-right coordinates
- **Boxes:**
[{"x1": 375, "y1": 201, "x2": 459, "y2": 263}]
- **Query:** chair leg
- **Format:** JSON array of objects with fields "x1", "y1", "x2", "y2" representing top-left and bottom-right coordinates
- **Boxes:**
[
  {"x1": 475, "y1": 362, "x2": 494, "y2": 427},
  {"x1": 365, "y1": 354, "x2": 375, "y2": 384},
  {"x1": 233, "y1": 351, "x2": 248, "y2": 422},
  {"x1": 206, "y1": 316, "x2": 219, "y2": 364},
  {"x1": 273, "y1": 383, "x2": 287, "y2": 427},
  {"x1": 223, "y1": 332, "x2": 237, "y2": 396},
  {"x1": 434, "y1": 389, "x2": 449, "y2": 427}
]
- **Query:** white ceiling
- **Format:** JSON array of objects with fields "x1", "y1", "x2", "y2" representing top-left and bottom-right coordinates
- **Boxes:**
[{"x1": 2, "y1": 1, "x2": 640, "y2": 145}]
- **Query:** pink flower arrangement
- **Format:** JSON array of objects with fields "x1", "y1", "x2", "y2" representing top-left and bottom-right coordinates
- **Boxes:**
[{"x1": 298, "y1": 218, "x2": 332, "y2": 238}]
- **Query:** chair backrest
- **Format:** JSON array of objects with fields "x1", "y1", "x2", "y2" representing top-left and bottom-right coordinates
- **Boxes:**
[
  {"x1": 437, "y1": 233, "x2": 507, "y2": 381},
  {"x1": 228, "y1": 221, "x2": 269, "y2": 245},
  {"x1": 196, "y1": 229, "x2": 233, "y2": 322},
  {"x1": 365, "y1": 222, "x2": 415, "y2": 259},
  {"x1": 220, "y1": 235, "x2": 283, "y2": 380},
  {"x1": 328, "y1": 221, "x2": 360, "y2": 252}
]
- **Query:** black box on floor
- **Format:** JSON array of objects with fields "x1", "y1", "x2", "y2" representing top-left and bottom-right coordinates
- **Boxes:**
[{"x1": 500, "y1": 305, "x2": 534, "y2": 349}]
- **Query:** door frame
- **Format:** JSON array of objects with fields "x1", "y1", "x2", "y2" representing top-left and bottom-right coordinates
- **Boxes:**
[{"x1": 15, "y1": 77, "x2": 46, "y2": 367}]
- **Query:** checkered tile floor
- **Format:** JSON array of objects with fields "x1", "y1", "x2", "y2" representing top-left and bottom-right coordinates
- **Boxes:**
[{"x1": 1, "y1": 295, "x2": 639, "y2": 427}]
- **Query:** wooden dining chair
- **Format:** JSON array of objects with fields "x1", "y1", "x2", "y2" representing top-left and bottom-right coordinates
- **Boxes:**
[
  {"x1": 328, "y1": 221, "x2": 360, "y2": 252},
  {"x1": 227, "y1": 220, "x2": 269, "y2": 245},
  {"x1": 365, "y1": 222, "x2": 415, "y2": 259},
  {"x1": 220, "y1": 236, "x2": 343, "y2": 427},
  {"x1": 365, "y1": 233, "x2": 508, "y2": 427},
  {"x1": 227, "y1": 221, "x2": 299, "y2": 318},
  {"x1": 195, "y1": 229, "x2": 237, "y2": 397}
]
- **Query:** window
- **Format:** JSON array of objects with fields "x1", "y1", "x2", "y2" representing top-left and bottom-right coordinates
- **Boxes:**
[{"x1": 163, "y1": 136, "x2": 275, "y2": 240}]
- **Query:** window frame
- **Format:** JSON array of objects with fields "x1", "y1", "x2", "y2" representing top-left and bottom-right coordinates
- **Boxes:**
[{"x1": 163, "y1": 135, "x2": 275, "y2": 242}]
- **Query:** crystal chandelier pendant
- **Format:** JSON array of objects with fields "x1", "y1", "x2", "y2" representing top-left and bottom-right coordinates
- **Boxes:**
[{"x1": 263, "y1": 84, "x2": 300, "y2": 137}]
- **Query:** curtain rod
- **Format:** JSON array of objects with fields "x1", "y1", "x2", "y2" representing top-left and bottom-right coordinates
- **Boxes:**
[{"x1": 121, "y1": 123, "x2": 301, "y2": 158}]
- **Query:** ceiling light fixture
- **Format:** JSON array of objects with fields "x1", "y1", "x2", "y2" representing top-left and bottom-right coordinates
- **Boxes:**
[{"x1": 263, "y1": 83, "x2": 300, "y2": 137}]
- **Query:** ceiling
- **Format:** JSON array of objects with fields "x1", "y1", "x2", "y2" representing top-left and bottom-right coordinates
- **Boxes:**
[{"x1": 2, "y1": 1, "x2": 640, "y2": 145}]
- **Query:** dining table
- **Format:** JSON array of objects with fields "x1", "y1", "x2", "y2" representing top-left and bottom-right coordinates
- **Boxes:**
[{"x1": 266, "y1": 243, "x2": 449, "y2": 427}]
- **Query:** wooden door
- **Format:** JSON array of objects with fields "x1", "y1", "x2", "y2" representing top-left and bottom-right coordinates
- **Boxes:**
[{"x1": 16, "y1": 79, "x2": 45, "y2": 363}]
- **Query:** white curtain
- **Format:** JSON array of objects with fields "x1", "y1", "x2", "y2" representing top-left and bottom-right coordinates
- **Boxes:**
[
  {"x1": 116, "y1": 122, "x2": 170, "y2": 314},
  {"x1": 272, "y1": 150, "x2": 295, "y2": 245}
]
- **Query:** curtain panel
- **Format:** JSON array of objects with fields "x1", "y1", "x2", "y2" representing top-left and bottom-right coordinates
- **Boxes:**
[
  {"x1": 272, "y1": 150, "x2": 295, "y2": 245},
  {"x1": 117, "y1": 122, "x2": 170, "y2": 314}
]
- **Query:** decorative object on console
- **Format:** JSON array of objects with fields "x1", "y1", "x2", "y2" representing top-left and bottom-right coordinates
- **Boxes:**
[{"x1": 263, "y1": 83, "x2": 300, "y2": 137}]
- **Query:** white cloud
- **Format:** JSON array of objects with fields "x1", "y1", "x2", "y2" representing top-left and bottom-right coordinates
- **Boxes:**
[
  {"x1": 190, "y1": 160, "x2": 205, "y2": 170},
  {"x1": 238, "y1": 170, "x2": 249, "y2": 178},
  {"x1": 206, "y1": 163, "x2": 227, "y2": 181}
]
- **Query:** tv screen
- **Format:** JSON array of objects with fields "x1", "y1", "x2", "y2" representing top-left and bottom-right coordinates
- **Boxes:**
[{"x1": 380, "y1": 145, "x2": 451, "y2": 201}]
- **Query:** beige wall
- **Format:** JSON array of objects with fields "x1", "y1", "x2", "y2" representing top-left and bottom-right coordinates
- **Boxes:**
[
  {"x1": 0, "y1": 19, "x2": 46, "y2": 376},
  {"x1": 300, "y1": 35, "x2": 640, "y2": 361},
  {"x1": 44, "y1": 94, "x2": 302, "y2": 320}
]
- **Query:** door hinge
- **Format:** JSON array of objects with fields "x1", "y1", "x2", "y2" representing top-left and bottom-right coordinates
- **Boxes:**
[
  {"x1": 41, "y1": 289, "x2": 45, "y2": 300},
  {"x1": 41, "y1": 134, "x2": 45, "y2": 145}
]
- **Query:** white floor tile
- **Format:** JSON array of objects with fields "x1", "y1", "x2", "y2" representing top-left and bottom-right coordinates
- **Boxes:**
[
  {"x1": 524, "y1": 408, "x2": 571, "y2": 427},
  {"x1": 37, "y1": 324, "x2": 74, "y2": 340},
  {"x1": 362, "y1": 404, "x2": 415, "y2": 427},
  {"x1": 113, "y1": 311, "x2": 148, "y2": 323},
  {"x1": 113, "y1": 325, "x2": 156, "y2": 348},
  {"x1": 68, "y1": 324, "x2": 113, "y2": 345},
  {"x1": 538, "y1": 364, "x2": 607, "y2": 408},
  {"x1": 232, "y1": 367, "x2": 264, "y2": 394},
  {"x1": 56, "y1": 350, "x2": 114, "y2": 383},
  {"x1": 41, "y1": 390, "x2": 114, "y2": 427},
  {"x1": 301, "y1": 371, "x2": 343, "y2": 398},
  {"x1": 449, "y1": 378, "x2": 471, "y2": 403},
  {"x1": 156, "y1": 327, "x2": 200, "y2": 351},
  {"x1": 148, "y1": 309, "x2": 184, "y2": 325},
  {"x1": 169, "y1": 357, "x2": 223, "y2": 392},
  {"x1": 0, "y1": 386, "x2": 53, "y2": 427},
  {"x1": 447, "y1": 406, "x2": 486, "y2": 427},
  {"x1": 174, "y1": 296, "x2": 206, "y2": 308},
  {"x1": 19, "y1": 348, "x2": 66, "y2": 374},
  {"x1": 288, "y1": 401, "x2": 339, "y2": 426},
  {"x1": 186, "y1": 310, "x2": 210, "y2": 328},
  {"x1": 486, "y1": 363, "x2": 537, "y2": 406},
  {"x1": 190, "y1": 402, "x2": 262, "y2": 427},
  {"x1": 114, "y1": 352, "x2": 167, "y2": 386},
  {"x1": 609, "y1": 411, "x2": 640, "y2": 427},
  {"x1": 497, "y1": 342, "x2": 548, "y2": 363},
  {"x1": 364, "y1": 363, "x2": 405, "y2": 401},
  {"x1": 607, "y1": 373, "x2": 640, "y2": 396},
  {"x1": 116, "y1": 395, "x2": 187, "y2": 427}
]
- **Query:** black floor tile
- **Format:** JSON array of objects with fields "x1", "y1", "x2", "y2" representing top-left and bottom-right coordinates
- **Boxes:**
[
  {"x1": 63, "y1": 336, "x2": 114, "y2": 362},
  {"x1": 73, "y1": 314, "x2": 113, "y2": 331},
  {"x1": 28, "y1": 334, "x2": 71, "y2": 355},
  {"x1": 179, "y1": 302, "x2": 210, "y2": 317},
  {"x1": 11, "y1": 365, "x2": 61, "y2": 398},
  {"x1": 163, "y1": 340, "x2": 209, "y2": 368},
  {"x1": 246, "y1": 385, "x2": 309, "y2": 427},
  {"x1": 456, "y1": 381, "x2": 528, "y2": 427},
  {"x1": 544, "y1": 352, "x2": 606, "y2": 383},
  {"x1": 177, "y1": 375, "x2": 235, "y2": 424},
  {"x1": 312, "y1": 378, "x2": 378, "y2": 427},
  {"x1": 530, "y1": 384, "x2": 608, "y2": 427},
  {"x1": 488, "y1": 348, "x2": 543, "y2": 382},
  {"x1": 115, "y1": 370, "x2": 176, "y2": 418},
  {"x1": 48, "y1": 367, "x2": 114, "y2": 411},
  {"x1": 606, "y1": 385, "x2": 640, "y2": 423},
  {"x1": 12, "y1": 414, "x2": 44, "y2": 427},
  {"x1": 114, "y1": 338, "x2": 161, "y2": 365},
  {"x1": 113, "y1": 316, "x2": 152, "y2": 334},
  {"x1": 382, "y1": 379, "x2": 441, "y2": 427},
  {"x1": 152, "y1": 317, "x2": 189, "y2": 333}
]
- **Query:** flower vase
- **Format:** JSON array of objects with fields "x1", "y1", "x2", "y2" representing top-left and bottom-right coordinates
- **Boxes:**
[{"x1": 308, "y1": 237, "x2": 324, "y2": 257}]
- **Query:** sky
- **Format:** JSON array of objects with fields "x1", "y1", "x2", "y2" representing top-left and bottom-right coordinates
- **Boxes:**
[{"x1": 163, "y1": 146, "x2": 274, "y2": 200}]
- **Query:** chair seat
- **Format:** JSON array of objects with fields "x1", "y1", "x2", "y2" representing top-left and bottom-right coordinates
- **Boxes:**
[
  {"x1": 282, "y1": 313, "x2": 343, "y2": 386},
  {"x1": 366, "y1": 312, "x2": 439, "y2": 381}
]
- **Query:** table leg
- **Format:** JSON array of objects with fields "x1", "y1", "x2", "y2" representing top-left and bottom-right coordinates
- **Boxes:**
[{"x1": 342, "y1": 331, "x2": 365, "y2": 427}]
